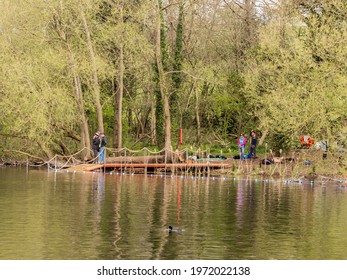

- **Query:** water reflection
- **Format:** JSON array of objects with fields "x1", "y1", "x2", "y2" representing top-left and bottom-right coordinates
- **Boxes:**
[
  {"x1": 177, "y1": 179, "x2": 181, "y2": 226},
  {"x1": 1, "y1": 168, "x2": 347, "y2": 260},
  {"x1": 92, "y1": 173, "x2": 105, "y2": 217},
  {"x1": 236, "y1": 180, "x2": 245, "y2": 228}
]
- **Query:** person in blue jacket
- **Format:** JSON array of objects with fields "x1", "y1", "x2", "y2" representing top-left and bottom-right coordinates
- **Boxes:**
[{"x1": 98, "y1": 133, "x2": 107, "y2": 163}]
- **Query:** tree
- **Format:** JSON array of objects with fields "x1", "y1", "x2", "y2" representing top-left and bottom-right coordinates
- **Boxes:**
[
  {"x1": 171, "y1": 0, "x2": 185, "y2": 135},
  {"x1": 244, "y1": 0, "x2": 347, "y2": 149},
  {"x1": 155, "y1": 0, "x2": 172, "y2": 153},
  {"x1": 0, "y1": 0, "x2": 82, "y2": 159},
  {"x1": 49, "y1": 0, "x2": 93, "y2": 159},
  {"x1": 79, "y1": 1, "x2": 104, "y2": 133},
  {"x1": 1, "y1": 0, "x2": 345, "y2": 160}
]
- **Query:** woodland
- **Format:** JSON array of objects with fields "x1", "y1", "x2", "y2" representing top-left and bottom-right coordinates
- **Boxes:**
[{"x1": 0, "y1": 0, "x2": 346, "y2": 161}]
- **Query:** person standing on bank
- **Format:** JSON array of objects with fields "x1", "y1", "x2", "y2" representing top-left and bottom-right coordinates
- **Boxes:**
[
  {"x1": 321, "y1": 140, "x2": 328, "y2": 160},
  {"x1": 92, "y1": 132, "x2": 101, "y2": 163},
  {"x1": 238, "y1": 134, "x2": 247, "y2": 160},
  {"x1": 250, "y1": 130, "x2": 257, "y2": 159},
  {"x1": 99, "y1": 133, "x2": 107, "y2": 163}
]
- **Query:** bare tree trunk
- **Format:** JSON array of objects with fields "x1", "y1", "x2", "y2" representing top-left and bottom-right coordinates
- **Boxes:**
[
  {"x1": 112, "y1": 0, "x2": 125, "y2": 150},
  {"x1": 117, "y1": 42, "x2": 124, "y2": 149},
  {"x1": 244, "y1": 0, "x2": 255, "y2": 49},
  {"x1": 195, "y1": 86, "x2": 201, "y2": 145},
  {"x1": 259, "y1": 128, "x2": 268, "y2": 145},
  {"x1": 112, "y1": 77, "x2": 118, "y2": 149},
  {"x1": 156, "y1": 0, "x2": 172, "y2": 155},
  {"x1": 51, "y1": 5, "x2": 90, "y2": 160},
  {"x1": 80, "y1": 7, "x2": 104, "y2": 133},
  {"x1": 71, "y1": 57, "x2": 91, "y2": 160},
  {"x1": 151, "y1": 97, "x2": 156, "y2": 145}
]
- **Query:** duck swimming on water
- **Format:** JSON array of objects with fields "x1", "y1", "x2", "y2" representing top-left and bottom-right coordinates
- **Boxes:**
[{"x1": 168, "y1": 226, "x2": 184, "y2": 233}]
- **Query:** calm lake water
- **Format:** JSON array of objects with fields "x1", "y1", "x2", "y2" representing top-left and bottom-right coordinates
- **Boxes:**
[{"x1": 1, "y1": 167, "x2": 347, "y2": 260}]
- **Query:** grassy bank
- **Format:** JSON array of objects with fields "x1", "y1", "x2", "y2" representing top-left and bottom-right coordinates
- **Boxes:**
[{"x1": 209, "y1": 148, "x2": 346, "y2": 182}]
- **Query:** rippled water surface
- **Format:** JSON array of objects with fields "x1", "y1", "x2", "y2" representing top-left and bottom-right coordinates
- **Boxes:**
[{"x1": 1, "y1": 167, "x2": 347, "y2": 260}]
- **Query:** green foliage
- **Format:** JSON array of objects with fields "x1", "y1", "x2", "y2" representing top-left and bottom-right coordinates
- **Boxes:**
[
  {"x1": 172, "y1": 3, "x2": 184, "y2": 91},
  {"x1": 268, "y1": 132, "x2": 296, "y2": 155},
  {"x1": 0, "y1": 2, "x2": 79, "y2": 157},
  {"x1": 0, "y1": 0, "x2": 346, "y2": 167},
  {"x1": 170, "y1": 2, "x2": 184, "y2": 132},
  {"x1": 244, "y1": 0, "x2": 347, "y2": 144},
  {"x1": 199, "y1": 70, "x2": 249, "y2": 138}
]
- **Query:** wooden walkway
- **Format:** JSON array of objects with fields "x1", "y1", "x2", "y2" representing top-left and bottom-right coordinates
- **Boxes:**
[{"x1": 66, "y1": 162, "x2": 230, "y2": 172}]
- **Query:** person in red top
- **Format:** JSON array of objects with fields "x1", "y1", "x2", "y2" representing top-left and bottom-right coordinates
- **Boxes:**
[{"x1": 238, "y1": 134, "x2": 247, "y2": 160}]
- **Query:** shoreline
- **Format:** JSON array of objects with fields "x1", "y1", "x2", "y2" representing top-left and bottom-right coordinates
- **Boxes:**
[{"x1": 1, "y1": 157, "x2": 346, "y2": 185}]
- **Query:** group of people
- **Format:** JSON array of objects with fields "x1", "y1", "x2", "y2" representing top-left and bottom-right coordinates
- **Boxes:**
[
  {"x1": 92, "y1": 132, "x2": 107, "y2": 163},
  {"x1": 237, "y1": 130, "x2": 257, "y2": 160}
]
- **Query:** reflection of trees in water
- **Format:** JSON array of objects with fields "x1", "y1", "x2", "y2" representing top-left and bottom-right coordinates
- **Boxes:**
[
  {"x1": 93, "y1": 175, "x2": 173, "y2": 259},
  {"x1": 92, "y1": 173, "x2": 105, "y2": 204},
  {"x1": 4, "y1": 169, "x2": 347, "y2": 259},
  {"x1": 85, "y1": 174, "x2": 347, "y2": 259},
  {"x1": 90, "y1": 174, "x2": 105, "y2": 224},
  {"x1": 236, "y1": 180, "x2": 244, "y2": 228}
]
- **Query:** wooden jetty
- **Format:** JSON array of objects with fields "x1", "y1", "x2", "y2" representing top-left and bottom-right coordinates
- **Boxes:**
[{"x1": 66, "y1": 162, "x2": 230, "y2": 173}]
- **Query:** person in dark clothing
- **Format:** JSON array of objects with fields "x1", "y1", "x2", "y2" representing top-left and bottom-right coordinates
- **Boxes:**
[
  {"x1": 250, "y1": 130, "x2": 257, "y2": 158},
  {"x1": 92, "y1": 132, "x2": 101, "y2": 163},
  {"x1": 320, "y1": 140, "x2": 328, "y2": 160}
]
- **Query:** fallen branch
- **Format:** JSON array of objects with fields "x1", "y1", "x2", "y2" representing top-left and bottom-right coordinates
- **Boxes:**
[{"x1": 4, "y1": 149, "x2": 46, "y2": 162}]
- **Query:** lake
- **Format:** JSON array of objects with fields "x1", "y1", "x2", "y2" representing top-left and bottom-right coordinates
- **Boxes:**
[{"x1": 1, "y1": 167, "x2": 347, "y2": 260}]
